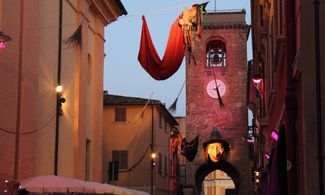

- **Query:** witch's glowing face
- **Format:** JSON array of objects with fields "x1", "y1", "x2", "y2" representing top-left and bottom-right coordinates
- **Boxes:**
[{"x1": 206, "y1": 142, "x2": 224, "y2": 162}]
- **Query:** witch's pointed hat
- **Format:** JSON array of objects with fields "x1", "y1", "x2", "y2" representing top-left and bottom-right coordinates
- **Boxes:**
[{"x1": 203, "y1": 128, "x2": 230, "y2": 154}]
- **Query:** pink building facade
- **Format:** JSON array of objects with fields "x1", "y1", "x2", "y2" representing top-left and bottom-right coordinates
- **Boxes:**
[{"x1": 249, "y1": 0, "x2": 325, "y2": 194}]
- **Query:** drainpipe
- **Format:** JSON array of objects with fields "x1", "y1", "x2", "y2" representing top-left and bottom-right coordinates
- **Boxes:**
[
  {"x1": 14, "y1": 0, "x2": 24, "y2": 179},
  {"x1": 313, "y1": 0, "x2": 323, "y2": 194},
  {"x1": 151, "y1": 106, "x2": 154, "y2": 195},
  {"x1": 54, "y1": 0, "x2": 63, "y2": 176}
]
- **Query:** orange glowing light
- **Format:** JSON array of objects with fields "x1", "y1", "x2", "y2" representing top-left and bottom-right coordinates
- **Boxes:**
[
  {"x1": 56, "y1": 85, "x2": 63, "y2": 93},
  {"x1": 205, "y1": 142, "x2": 224, "y2": 162}
]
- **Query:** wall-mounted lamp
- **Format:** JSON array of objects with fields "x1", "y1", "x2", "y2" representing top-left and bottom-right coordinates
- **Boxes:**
[
  {"x1": 265, "y1": 153, "x2": 270, "y2": 159},
  {"x1": 150, "y1": 152, "x2": 156, "y2": 195},
  {"x1": 0, "y1": 31, "x2": 12, "y2": 49},
  {"x1": 151, "y1": 152, "x2": 157, "y2": 167},
  {"x1": 254, "y1": 171, "x2": 260, "y2": 177},
  {"x1": 252, "y1": 74, "x2": 263, "y2": 84},
  {"x1": 254, "y1": 171, "x2": 260, "y2": 184},
  {"x1": 56, "y1": 85, "x2": 66, "y2": 116},
  {"x1": 271, "y1": 130, "x2": 279, "y2": 141},
  {"x1": 56, "y1": 85, "x2": 63, "y2": 93}
]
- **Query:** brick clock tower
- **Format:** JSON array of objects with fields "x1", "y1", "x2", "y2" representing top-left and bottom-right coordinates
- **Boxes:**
[{"x1": 185, "y1": 10, "x2": 251, "y2": 194}]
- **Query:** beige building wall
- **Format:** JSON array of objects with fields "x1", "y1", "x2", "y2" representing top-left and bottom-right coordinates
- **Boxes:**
[
  {"x1": 103, "y1": 98, "x2": 178, "y2": 195},
  {"x1": 0, "y1": 0, "x2": 126, "y2": 183},
  {"x1": 203, "y1": 170, "x2": 235, "y2": 195}
]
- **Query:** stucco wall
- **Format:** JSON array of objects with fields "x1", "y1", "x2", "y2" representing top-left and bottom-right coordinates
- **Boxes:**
[
  {"x1": 0, "y1": 0, "x2": 109, "y2": 183},
  {"x1": 103, "y1": 104, "x2": 172, "y2": 195}
]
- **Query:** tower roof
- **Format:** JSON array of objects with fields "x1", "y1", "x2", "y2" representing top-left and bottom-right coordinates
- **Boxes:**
[{"x1": 203, "y1": 9, "x2": 250, "y2": 29}]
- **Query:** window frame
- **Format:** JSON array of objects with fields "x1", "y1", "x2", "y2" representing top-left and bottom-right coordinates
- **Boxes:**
[
  {"x1": 159, "y1": 112, "x2": 163, "y2": 128},
  {"x1": 114, "y1": 107, "x2": 126, "y2": 122},
  {"x1": 158, "y1": 153, "x2": 162, "y2": 174},
  {"x1": 112, "y1": 150, "x2": 128, "y2": 170},
  {"x1": 164, "y1": 155, "x2": 168, "y2": 176}
]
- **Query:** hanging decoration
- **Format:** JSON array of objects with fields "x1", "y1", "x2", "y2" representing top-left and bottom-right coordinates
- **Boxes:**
[
  {"x1": 180, "y1": 2, "x2": 208, "y2": 65},
  {"x1": 138, "y1": 3, "x2": 207, "y2": 80},
  {"x1": 203, "y1": 128, "x2": 230, "y2": 163},
  {"x1": 169, "y1": 127, "x2": 199, "y2": 162},
  {"x1": 168, "y1": 81, "x2": 185, "y2": 113},
  {"x1": 138, "y1": 15, "x2": 185, "y2": 80},
  {"x1": 65, "y1": 24, "x2": 82, "y2": 48}
]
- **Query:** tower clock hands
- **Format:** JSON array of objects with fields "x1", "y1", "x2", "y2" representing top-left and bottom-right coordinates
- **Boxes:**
[{"x1": 211, "y1": 67, "x2": 225, "y2": 108}]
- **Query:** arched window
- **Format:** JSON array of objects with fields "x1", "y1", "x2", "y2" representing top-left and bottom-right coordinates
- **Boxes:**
[{"x1": 206, "y1": 40, "x2": 227, "y2": 67}]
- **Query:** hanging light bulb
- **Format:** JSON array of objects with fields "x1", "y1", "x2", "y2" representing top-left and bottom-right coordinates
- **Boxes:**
[{"x1": 56, "y1": 85, "x2": 63, "y2": 93}]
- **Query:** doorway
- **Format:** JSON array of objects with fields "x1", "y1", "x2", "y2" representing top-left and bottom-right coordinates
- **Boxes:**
[
  {"x1": 195, "y1": 161, "x2": 240, "y2": 195},
  {"x1": 202, "y1": 169, "x2": 236, "y2": 195}
]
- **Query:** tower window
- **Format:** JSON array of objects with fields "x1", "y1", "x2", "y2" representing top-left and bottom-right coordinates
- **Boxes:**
[{"x1": 206, "y1": 40, "x2": 227, "y2": 67}]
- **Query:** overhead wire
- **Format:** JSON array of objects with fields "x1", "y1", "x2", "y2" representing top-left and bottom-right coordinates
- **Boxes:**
[
  {"x1": 0, "y1": 112, "x2": 56, "y2": 135},
  {"x1": 116, "y1": 1, "x2": 208, "y2": 19},
  {"x1": 119, "y1": 144, "x2": 151, "y2": 173}
]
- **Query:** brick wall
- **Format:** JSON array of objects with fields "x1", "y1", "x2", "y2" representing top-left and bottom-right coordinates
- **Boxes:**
[{"x1": 185, "y1": 11, "x2": 252, "y2": 195}]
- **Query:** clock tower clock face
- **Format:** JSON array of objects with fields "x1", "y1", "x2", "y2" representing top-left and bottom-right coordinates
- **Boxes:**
[{"x1": 206, "y1": 79, "x2": 226, "y2": 99}]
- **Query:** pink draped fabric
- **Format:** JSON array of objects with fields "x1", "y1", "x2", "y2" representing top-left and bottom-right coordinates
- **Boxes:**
[{"x1": 138, "y1": 15, "x2": 185, "y2": 80}]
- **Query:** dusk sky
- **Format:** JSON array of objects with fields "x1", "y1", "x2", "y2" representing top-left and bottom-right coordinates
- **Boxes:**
[{"x1": 104, "y1": 0, "x2": 252, "y2": 116}]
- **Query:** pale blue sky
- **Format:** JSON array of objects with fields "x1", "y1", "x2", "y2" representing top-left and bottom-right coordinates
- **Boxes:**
[{"x1": 104, "y1": 0, "x2": 252, "y2": 116}]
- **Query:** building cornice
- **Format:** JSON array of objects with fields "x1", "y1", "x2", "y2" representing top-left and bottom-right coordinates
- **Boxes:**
[
  {"x1": 88, "y1": 0, "x2": 127, "y2": 25},
  {"x1": 103, "y1": 93, "x2": 178, "y2": 126},
  {"x1": 203, "y1": 24, "x2": 251, "y2": 29}
]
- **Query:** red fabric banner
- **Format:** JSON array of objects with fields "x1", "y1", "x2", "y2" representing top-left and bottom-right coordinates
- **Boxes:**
[{"x1": 138, "y1": 15, "x2": 185, "y2": 80}]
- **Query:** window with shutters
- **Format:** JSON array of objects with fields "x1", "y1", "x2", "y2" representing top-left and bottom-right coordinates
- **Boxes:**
[
  {"x1": 85, "y1": 139, "x2": 91, "y2": 180},
  {"x1": 165, "y1": 121, "x2": 168, "y2": 133},
  {"x1": 159, "y1": 112, "x2": 163, "y2": 128},
  {"x1": 158, "y1": 153, "x2": 162, "y2": 174},
  {"x1": 112, "y1": 150, "x2": 128, "y2": 169},
  {"x1": 164, "y1": 156, "x2": 168, "y2": 176},
  {"x1": 179, "y1": 165, "x2": 186, "y2": 185},
  {"x1": 278, "y1": 0, "x2": 284, "y2": 35},
  {"x1": 115, "y1": 107, "x2": 126, "y2": 122}
]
